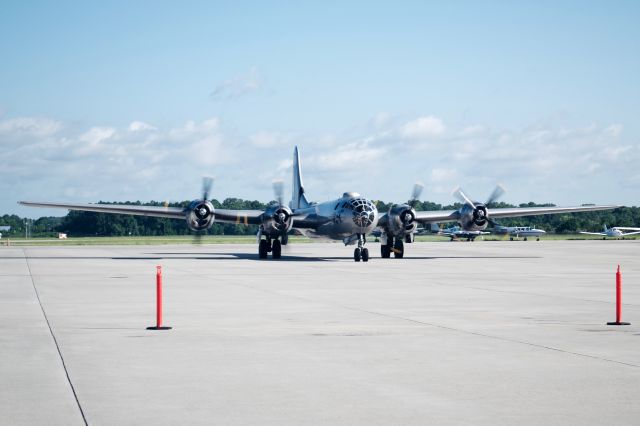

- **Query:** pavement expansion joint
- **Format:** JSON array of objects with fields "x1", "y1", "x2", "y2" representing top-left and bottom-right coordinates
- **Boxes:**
[{"x1": 23, "y1": 249, "x2": 89, "y2": 426}]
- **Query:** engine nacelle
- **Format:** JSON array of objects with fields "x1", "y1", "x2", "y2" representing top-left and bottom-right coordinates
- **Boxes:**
[
  {"x1": 186, "y1": 200, "x2": 215, "y2": 231},
  {"x1": 261, "y1": 204, "x2": 293, "y2": 236},
  {"x1": 387, "y1": 204, "x2": 418, "y2": 237},
  {"x1": 458, "y1": 203, "x2": 489, "y2": 231}
]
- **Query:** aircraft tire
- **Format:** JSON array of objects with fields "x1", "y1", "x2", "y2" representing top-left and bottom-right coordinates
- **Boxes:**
[
  {"x1": 272, "y1": 240, "x2": 282, "y2": 259},
  {"x1": 362, "y1": 248, "x2": 369, "y2": 262},
  {"x1": 259, "y1": 240, "x2": 269, "y2": 259},
  {"x1": 354, "y1": 247, "x2": 361, "y2": 262}
]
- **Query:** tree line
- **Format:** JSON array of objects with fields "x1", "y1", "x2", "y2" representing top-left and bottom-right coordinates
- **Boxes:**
[{"x1": 2, "y1": 199, "x2": 638, "y2": 237}]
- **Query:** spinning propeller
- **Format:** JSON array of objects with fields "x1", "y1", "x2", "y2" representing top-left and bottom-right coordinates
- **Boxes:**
[
  {"x1": 402, "y1": 182, "x2": 424, "y2": 225},
  {"x1": 452, "y1": 184, "x2": 506, "y2": 227},
  {"x1": 408, "y1": 182, "x2": 424, "y2": 208},
  {"x1": 271, "y1": 180, "x2": 291, "y2": 232},
  {"x1": 193, "y1": 176, "x2": 214, "y2": 244}
]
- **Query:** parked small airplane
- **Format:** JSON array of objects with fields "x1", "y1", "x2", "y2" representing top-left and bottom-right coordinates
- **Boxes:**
[
  {"x1": 491, "y1": 225, "x2": 546, "y2": 241},
  {"x1": 579, "y1": 225, "x2": 640, "y2": 239},
  {"x1": 435, "y1": 225, "x2": 489, "y2": 241},
  {"x1": 20, "y1": 147, "x2": 621, "y2": 261}
]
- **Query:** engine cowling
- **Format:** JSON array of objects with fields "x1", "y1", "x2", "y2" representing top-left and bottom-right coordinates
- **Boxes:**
[
  {"x1": 186, "y1": 200, "x2": 215, "y2": 231},
  {"x1": 459, "y1": 203, "x2": 489, "y2": 231},
  {"x1": 387, "y1": 204, "x2": 418, "y2": 236},
  {"x1": 262, "y1": 204, "x2": 293, "y2": 236}
]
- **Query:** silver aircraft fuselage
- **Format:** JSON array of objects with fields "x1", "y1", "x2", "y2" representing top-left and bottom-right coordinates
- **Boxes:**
[{"x1": 292, "y1": 192, "x2": 378, "y2": 240}]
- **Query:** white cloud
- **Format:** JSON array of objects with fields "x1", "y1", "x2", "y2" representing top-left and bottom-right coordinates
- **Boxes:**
[
  {"x1": 459, "y1": 125, "x2": 485, "y2": 137},
  {"x1": 305, "y1": 140, "x2": 387, "y2": 172},
  {"x1": 75, "y1": 127, "x2": 117, "y2": 156},
  {"x1": 2, "y1": 116, "x2": 237, "y2": 213},
  {"x1": 210, "y1": 68, "x2": 264, "y2": 101},
  {"x1": 430, "y1": 168, "x2": 458, "y2": 183},
  {"x1": 0, "y1": 117, "x2": 62, "y2": 138},
  {"x1": 249, "y1": 131, "x2": 291, "y2": 148},
  {"x1": 79, "y1": 127, "x2": 116, "y2": 145},
  {"x1": 605, "y1": 123, "x2": 623, "y2": 137},
  {"x1": 371, "y1": 112, "x2": 392, "y2": 128},
  {"x1": 3, "y1": 112, "x2": 639, "y2": 217},
  {"x1": 401, "y1": 116, "x2": 445, "y2": 138},
  {"x1": 128, "y1": 121, "x2": 156, "y2": 132}
]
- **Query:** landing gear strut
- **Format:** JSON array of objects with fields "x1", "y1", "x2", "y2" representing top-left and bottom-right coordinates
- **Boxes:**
[
  {"x1": 393, "y1": 237, "x2": 404, "y2": 258},
  {"x1": 381, "y1": 235, "x2": 392, "y2": 258},
  {"x1": 354, "y1": 234, "x2": 369, "y2": 262},
  {"x1": 381, "y1": 235, "x2": 404, "y2": 258}
]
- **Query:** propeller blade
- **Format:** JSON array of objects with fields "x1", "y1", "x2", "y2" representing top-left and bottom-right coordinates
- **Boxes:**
[
  {"x1": 273, "y1": 180, "x2": 284, "y2": 206},
  {"x1": 202, "y1": 176, "x2": 214, "y2": 200},
  {"x1": 486, "y1": 184, "x2": 506, "y2": 205},
  {"x1": 409, "y1": 182, "x2": 424, "y2": 207},
  {"x1": 452, "y1": 186, "x2": 476, "y2": 209}
]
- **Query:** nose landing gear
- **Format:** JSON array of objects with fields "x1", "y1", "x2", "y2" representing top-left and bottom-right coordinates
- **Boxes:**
[{"x1": 353, "y1": 234, "x2": 369, "y2": 262}]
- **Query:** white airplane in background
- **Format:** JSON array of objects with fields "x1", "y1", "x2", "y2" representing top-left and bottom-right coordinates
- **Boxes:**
[
  {"x1": 428, "y1": 224, "x2": 489, "y2": 241},
  {"x1": 491, "y1": 225, "x2": 546, "y2": 241},
  {"x1": 579, "y1": 225, "x2": 640, "y2": 239}
]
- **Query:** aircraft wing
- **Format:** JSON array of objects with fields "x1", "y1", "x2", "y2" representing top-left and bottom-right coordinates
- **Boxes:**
[
  {"x1": 412, "y1": 205, "x2": 620, "y2": 224},
  {"x1": 18, "y1": 201, "x2": 265, "y2": 224},
  {"x1": 615, "y1": 227, "x2": 640, "y2": 231},
  {"x1": 620, "y1": 230, "x2": 640, "y2": 236},
  {"x1": 214, "y1": 209, "x2": 265, "y2": 225},
  {"x1": 487, "y1": 205, "x2": 621, "y2": 219},
  {"x1": 413, "y1": 210, "x2": 460, "y2": 223},
  {"x1": 579, "y1": 231, "x2": 607, "y2": 236},
  {"x1": 19, "y1": 201, "x2": 186, "y2": 219}
]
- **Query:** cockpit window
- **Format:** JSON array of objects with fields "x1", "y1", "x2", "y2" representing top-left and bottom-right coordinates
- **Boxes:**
[{"x1": 349, "y1": 198, "x2": 376, "y2": 228}]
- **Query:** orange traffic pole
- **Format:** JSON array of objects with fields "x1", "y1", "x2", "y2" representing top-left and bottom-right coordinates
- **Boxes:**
[
  {"x1": 608, "y1": 265, "x2": 630, "y2": 326},
  {"x1": 147, "y1": 265, "x2": 172, "y2": 330}
]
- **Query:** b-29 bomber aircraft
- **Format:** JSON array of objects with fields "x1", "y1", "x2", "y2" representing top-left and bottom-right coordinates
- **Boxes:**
[{"x1": 20, "y1": 147, "x2": 620, "y2": 261}]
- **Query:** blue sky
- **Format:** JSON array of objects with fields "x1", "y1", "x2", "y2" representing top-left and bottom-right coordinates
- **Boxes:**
[{"x1": 1, "y1": 1, "x2": 639, "y2": 216}]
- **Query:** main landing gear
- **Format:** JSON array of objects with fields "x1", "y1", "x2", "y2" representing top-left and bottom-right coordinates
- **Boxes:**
[
  {"x1": 381, "y1": 236, "x2": 403, "y2": 258},
  {"x1": 258, "y1": 237, "x2": 282, "y2": 260},
  {"x1": 353, "y1": 234, "x2": 369, "y2": 262}
]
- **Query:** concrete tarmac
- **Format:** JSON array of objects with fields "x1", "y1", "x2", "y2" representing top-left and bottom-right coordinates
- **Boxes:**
[{"x1": 1, "y1": 241, "x2": 639, "y2": 425}]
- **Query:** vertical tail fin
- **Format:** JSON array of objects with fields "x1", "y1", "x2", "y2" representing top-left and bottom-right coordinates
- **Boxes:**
[
  {"x1": 290, "y1": 146, "x2": 310, "y2": 209},
  {"x1": 604, "y1": 224, "x2": 608, "y2": 232}
]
